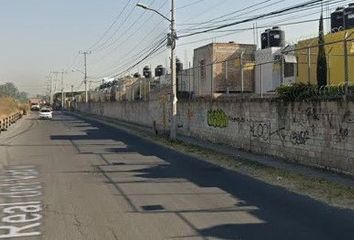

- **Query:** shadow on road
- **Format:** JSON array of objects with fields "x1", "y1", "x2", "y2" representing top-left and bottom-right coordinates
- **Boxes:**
[{"x1": 50, "y1": 114, "x2": 354, "y2": 240}]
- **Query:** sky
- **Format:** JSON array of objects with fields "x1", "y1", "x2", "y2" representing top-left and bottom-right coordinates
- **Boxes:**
[{"x1": 0, "y1": 0, "x2": 348, "y2": 96}]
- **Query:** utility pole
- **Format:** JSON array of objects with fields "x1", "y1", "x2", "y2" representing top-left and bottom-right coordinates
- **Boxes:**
[
  {"x1": 240, "y1": 51, "x2": 245, "y2": 93},
  {"x1": 50, "y1": 71, "x2": 61, "y2": 107},
  {"x1": 47, "y1": 74, "x2": 53, "y2": 105},
  {"x1": 71, "y1": 85, "x2": 74, "y2": 111},
  {"x1": 307, "y1": 48, "x2": 311, "y2": 84},
  {"x1": 136, "y1": 0, "x2": 177, "y2": 140},
  {"x1": 60, "y1": 71, "x2": 66, "y2": 111},
  {"x1": 52, "y1": 71, "x2": 67, "y2": 110},
  {"x1": 79, "y1": 51, "x2": 92, "y2": 103},
  {"x1": 170, "y1": 0, "x2": 177, "y2": 140},
  {"x1": 343, "y1": 32, "x2": 353, "y2": 98},
  {"x1": 344, "y1": 33, "x2": 349, "y2": 97}
]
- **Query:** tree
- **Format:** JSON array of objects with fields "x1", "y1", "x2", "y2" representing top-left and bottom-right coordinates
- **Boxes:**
[
  {"x1": 0, "y1": 82, "x2": 28, "y2": 102},
  {"x1": 317, "y1": 11, "x2": 327, "y2": 87}
]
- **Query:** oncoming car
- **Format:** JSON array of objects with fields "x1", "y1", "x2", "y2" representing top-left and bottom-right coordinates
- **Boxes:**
[{"x1": 39, "y1": 108, "x2": 53, "y2": 120}]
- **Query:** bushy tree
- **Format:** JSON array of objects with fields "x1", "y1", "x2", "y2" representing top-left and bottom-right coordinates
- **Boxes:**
[{"x1": 0, "y1": 82, "x2": 28, "y2": 102}]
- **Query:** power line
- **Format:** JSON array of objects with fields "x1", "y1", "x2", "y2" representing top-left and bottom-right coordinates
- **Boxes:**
[
  {"x1": 179, "y1": 0, "x2": 346, "y2": 34},
  {"x1": 93, "y1": 31, "x2": 168, "y2": 77},
  {"x1": 89, "y1": 0, "x2": 169, "y2": 70},
  {"x1": 88, "y1": 0, "x2": 134, "y2": 51},
  {"x1": 176, "y1": 0, "x2": 207, "y2": 10},
  {"x1": 178, "y1": 0, "x2": 326, "y2": 38},
  {"x1": 112, "y1": 39, "x2": 167, "y2": 78},
  {"x1": 96, "y1": 36, "x2": 167, "y2": 79},
  {"x1": 94, "y1": 0, "x2": 157, "y2": 52},
  {"x1": 178, "y1": 17, "x2": 331, "y2": 48},
  {"x1": 179, "y1": 0, "x2": 274, "y2": 27},
  {"x1": 92, "y1": 0, "x2": 142, "y2": 52}
]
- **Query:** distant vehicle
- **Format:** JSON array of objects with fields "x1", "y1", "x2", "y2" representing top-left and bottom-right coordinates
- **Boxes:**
[
  {"x1": 30, "y1": 103, "x2": 40, "y2": 111},
  {"x1": 39, "y1": 108, "x2": 53, "y2": 119}
]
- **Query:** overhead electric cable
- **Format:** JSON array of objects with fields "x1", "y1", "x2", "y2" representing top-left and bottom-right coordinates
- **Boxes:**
[
  {"x1": 179, "y1": 0, "x2": 326, "y2": 38},
  {"x1": 88, "y1": 0, "x2": 134, "y2": 51}
]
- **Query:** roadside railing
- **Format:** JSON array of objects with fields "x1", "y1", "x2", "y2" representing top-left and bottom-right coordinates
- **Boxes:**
[{"x1": 0, "y1": 111, "x2": 23, "y2": 133}]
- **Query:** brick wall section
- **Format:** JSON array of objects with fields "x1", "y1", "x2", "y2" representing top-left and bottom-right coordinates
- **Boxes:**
[{"x1": 77, "y1": 98, "x2": 354, "y2": 176}]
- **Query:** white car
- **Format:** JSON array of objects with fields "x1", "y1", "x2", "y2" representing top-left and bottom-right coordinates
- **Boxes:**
[{"x1": 39, "y1": 108, "x2": 53, "y2": 119}]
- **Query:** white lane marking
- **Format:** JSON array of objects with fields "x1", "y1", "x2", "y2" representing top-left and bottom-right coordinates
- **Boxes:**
[
  {"x1": 0, "y1": 165, "x2": 43, "y2": 238},
  {"x1": 0, "y1": 202, "x2": 40, "y2": 207}
]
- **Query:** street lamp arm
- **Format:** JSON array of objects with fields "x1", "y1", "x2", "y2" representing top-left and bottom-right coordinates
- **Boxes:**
[
  {"x1": 150, "y1": 8, "x2": 171, "y2": 22},
  {"x1": 136, "y1": 3, "x2": 171, "y2": 22}
]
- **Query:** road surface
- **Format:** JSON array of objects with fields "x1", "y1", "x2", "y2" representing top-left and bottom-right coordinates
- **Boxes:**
[{"x1": 0, "y1": 112, "x2": 353, "y2": 240}]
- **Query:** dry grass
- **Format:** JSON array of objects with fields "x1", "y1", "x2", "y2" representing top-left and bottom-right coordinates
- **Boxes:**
[
  {"x1": 165, "y1": 139, "x2": 354, "y2": 210},
  {"x1": 0, "y1": 97, "x2": 21, "y2": 117}
]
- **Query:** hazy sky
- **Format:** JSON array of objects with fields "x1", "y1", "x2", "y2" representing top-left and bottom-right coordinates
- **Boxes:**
[{"x1": 0, "y1": 0, "x2": 346, "y2": 95}]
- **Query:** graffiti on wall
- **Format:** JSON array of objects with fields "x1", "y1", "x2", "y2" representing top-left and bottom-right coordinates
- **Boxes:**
[
  {"x1": 343, "y1": 111, "x2": 354, "y2": 123},
  {"x1": 292, "y1": 107, "x2": 320, "y2": 124},
  {"x1": 292, "y1": 107, "x2": 354, "y2": 144},
  {"x1": 250, "y1": 122, "x2": 271, "y2": 142},
  {"x1": 228, "y1": 116, "x2": 246, "y2": 124},
  {"x1": 290, "y1": 130, "x2": 310, "y2": 145},
  {"x1": 204, "y1": 106, "x2": 353, "y2": 146},
  {"x1": 207, "y1": 109, "x2": 229, "y2": 128}
]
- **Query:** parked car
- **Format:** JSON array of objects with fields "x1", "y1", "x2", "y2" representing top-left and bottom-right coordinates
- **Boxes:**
[{"x1": 39, "y1": 108, "x2": 53, "y2": 119}]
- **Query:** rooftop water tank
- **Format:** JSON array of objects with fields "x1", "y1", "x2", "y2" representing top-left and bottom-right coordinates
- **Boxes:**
[
  {"x1": 155, "y1": 65, "x2": 167, "y2": 77},
  {"x1": 261, "y1": 29, "x2": 270, "y2": 49},
  {"x1": 269, "y1": 27, "x2": 285, "y2": 48},
  {"x1": 331, "y1": 7, "x2": 345, "y2": 31},
  {"x1": 143, "y1": 66, "x2": 152, "y2": 78},
  {"x1": 133, "y1": 72, "x2": 141, "y2": 78},
  {"x1": 344, "y1": 3, "x2": 354, "y2": 29},
  {"x1": 261, "y1": 27, "x2": 285, "y2": 49},
  {"x1": 176, "y1": 58, "x2": 183, "y2": 73}
]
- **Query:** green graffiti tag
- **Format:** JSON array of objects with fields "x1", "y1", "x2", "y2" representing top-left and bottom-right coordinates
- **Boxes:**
[{"x1": 207, "y1": 109, "x2": 229, "y2": 128}]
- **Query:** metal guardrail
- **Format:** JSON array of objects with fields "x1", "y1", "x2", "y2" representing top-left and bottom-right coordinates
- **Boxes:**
[{"x1": 0, "y1": 111, "x2": 23, "y2": 133}]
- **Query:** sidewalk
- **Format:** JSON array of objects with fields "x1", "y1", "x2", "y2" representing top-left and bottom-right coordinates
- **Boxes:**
[{"x1": 177, "y1": 135, "x2": 354, "y2": 189}]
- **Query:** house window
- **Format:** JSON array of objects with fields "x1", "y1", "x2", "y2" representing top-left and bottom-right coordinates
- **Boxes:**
[
  {"x1": 284, "y1": 63, "x2": 295, "y2": 78},
  {"x1": 200, "y1": 59, "x2": 205, "y2": 80}
]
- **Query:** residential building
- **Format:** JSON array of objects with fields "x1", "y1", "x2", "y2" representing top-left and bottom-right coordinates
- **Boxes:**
[
  {"x1": 255, "y1": 46, "x2": 297, "y2": 94},
  {"x1": 296, "y1": 28, "x2": 354, "y2": 85},
  {"x1": 193, "y1": 42, "x2": 256, "y2": 97}
]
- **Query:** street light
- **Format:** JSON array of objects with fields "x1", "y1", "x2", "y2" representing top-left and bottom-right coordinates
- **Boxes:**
[
  {"x1": 136, "y1": 3, "x2": 172, "y2": 22},
  {"x1": 136, "y1": 0, "x2": 177, "y2": 141},
  {"x1": 136, "y1": 3, "x2": 148, "y2": 9}
]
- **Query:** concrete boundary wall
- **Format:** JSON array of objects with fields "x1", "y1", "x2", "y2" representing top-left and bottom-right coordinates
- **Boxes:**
[{"x1": 77, "y1": 98, "x2": 354, "y2": 176}]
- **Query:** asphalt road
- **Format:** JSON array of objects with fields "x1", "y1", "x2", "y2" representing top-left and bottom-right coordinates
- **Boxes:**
[{"x1": 0, "y1": 111, "x2": 353, "y2": 240}]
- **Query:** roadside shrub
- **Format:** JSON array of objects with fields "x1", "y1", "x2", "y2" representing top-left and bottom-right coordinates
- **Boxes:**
[{"x1": 276, "y1": 83, "x2": 354, "y2": 101}]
